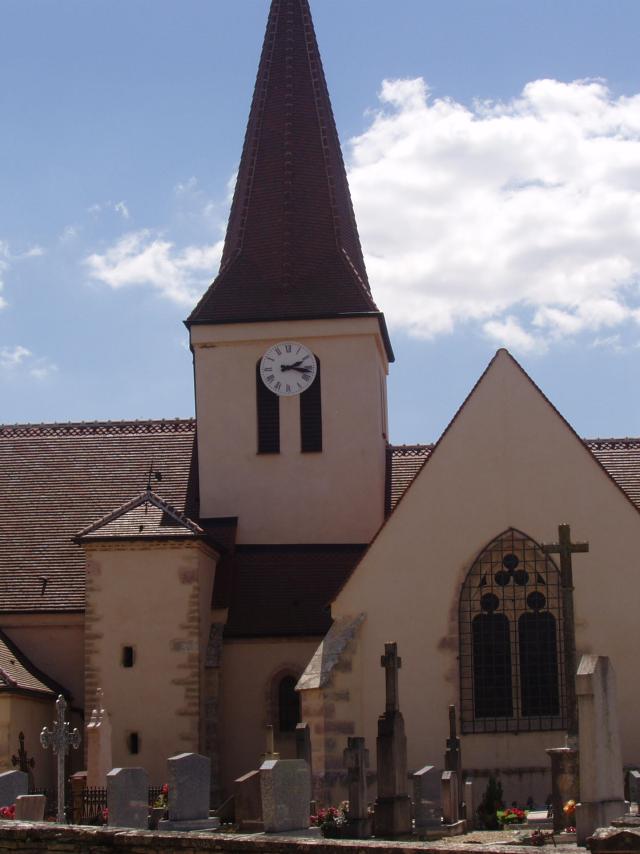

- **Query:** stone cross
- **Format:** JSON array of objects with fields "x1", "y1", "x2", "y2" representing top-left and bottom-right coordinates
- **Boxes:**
[
  {"x1": 11, "y1": 731, "x2": 35, "y2": 790},
  {"x1": 40, "y1": 695, "x2": 81, "y2": 823},
  {"x1": 542, "y1": 523, "x2": 589, "y2": 744},
  {"x1": 262, "y1": 724, "x2": 280, "y2": 761},
  {"x1": 344, "y1": 737, "x2": 369, "y2": 821},
  {"x1": 381, "y1": 642, "x2": 402, "y2": 713}
]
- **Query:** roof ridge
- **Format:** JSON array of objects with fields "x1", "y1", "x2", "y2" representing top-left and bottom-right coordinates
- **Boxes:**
[
  {"x1": 584, "y1": 437, "x2": 640, "y2": 448},
  {"x1": 0, "y1": 418, "x2": 195, "y2": 437}
]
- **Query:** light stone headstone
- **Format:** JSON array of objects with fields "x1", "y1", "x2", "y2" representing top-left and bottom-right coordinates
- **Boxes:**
[
  {"x1": 413, "y1": 765, "x2": 442, "y2": 829},
  {"x1": 14, "y1": 794, "x2": 46, "y2": 822},
  {"x1": 463, "y1": 778, "x2": 475, "y2": 829},
  {"x1": 158, "y1": 753, "x2": 219, "y2": 831},
  {"x1": 107, "y1": 767, "x2": 149, "y2": 829},
  {"x1": 86, "y1": 689, "x2": 112, "y2": 789},
  {"x1": 344, "y1": 737, "x2": 372, "y2": 838},
  {"x1": 259, "y1": 759, "x2": 311, "y2": 833},
  {"x1": 441, "y1": 769, "x2": 459, "y2": 825},
  {"x1": 0, "y1": 770, "x2": 28, "y2": 807},
  {"x1": 575, "y1": 655, "x2": 626, "y2": 845}
]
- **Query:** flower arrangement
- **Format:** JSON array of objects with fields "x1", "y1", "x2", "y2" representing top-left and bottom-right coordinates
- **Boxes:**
[
  {"x1": 310, "y1": 802, "x2": 349, "y2": 837},
  {"x1": 0, "y1": 805, "x2": 16, "y2": 820},
  {"x1": 563, "y1": 799, "x2": 576, "y2": 832},
  {"x1": 153, "y1": 783, "x2": 169, "y2": 809},
  {"x1": 497, "y1": 807, "x2": 527, "y2": 826}
]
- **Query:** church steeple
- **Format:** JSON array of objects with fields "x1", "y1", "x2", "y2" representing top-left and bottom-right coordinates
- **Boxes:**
[{"x1": 188, "y1": 0, "x2": 393, "y2": 359}]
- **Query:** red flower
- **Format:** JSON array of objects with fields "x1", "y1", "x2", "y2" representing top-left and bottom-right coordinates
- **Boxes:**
[
  {"x1": 0, "y1": 805, "x2": 16, "y2": 820},
  {"x1": 161, "y1": 784, "x2": 169, "y2": 796}
]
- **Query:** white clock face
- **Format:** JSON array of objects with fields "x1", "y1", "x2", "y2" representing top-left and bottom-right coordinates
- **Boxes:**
[{"x1": 260, "y1": 341, "x2": 317, "y2": 396}]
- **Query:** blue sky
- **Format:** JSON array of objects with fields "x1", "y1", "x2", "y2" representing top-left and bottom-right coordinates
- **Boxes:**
[{"x1": 1, "y1": 0, "x2": 640, "y2": 443}]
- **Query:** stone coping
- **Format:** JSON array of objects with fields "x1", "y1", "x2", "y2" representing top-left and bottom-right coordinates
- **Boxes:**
[{"x1": 0, "y1": 822, "x2": 580, "y2": 854}]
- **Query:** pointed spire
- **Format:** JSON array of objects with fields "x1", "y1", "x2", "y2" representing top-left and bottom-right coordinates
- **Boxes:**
[{"x1": 188, "y1": 0, "x2": 392, "y2": 358}]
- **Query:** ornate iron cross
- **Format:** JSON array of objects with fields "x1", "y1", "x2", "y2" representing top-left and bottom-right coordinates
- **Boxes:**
[
  {"x1": 542, "y1": 523, "x2": 589, "y2": 744},
  {"x1": 40, "y1": 695, "x2": 81, "y2": 823},
  {"x1": 380, "y1": 642, "x2": 402, "y2": 713}
]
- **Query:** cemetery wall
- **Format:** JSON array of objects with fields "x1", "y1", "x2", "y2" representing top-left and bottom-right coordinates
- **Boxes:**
[
  {"x1": 326, "y1": 352, "x2": 640, "y2": 804},
  {"x1": 191, "y1": 316, "x2": 388, "y2": 544},
  {"x1": 218, "y1": 638, "x2": 318, "y2": 793},
  {"x1": 0, "y1": 694, "x2": 55, "y2": 790},
  {"x1": 84, "y1": 540, "x2": 217, "y2": 784}
]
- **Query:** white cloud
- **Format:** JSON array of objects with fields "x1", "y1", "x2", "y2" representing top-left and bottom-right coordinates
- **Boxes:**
[
  {"x1": 84, "y1": 230, "x2": 223, "y2": 305},
  {"x1": 348, "y1": 77, "x2": 640, "y2": 351},
  {"x1": 60, "y1": 225, "x2": 80, "y2": 242},
  {"x1": 114, "y1": 201, "x2": 130, "y2": 220},
  {"x1": 0, "y1": 345, "x2": 56, "y2": 380},
  {"x1": 88, "y1": 201, "x2": 132, "y2": 220}
]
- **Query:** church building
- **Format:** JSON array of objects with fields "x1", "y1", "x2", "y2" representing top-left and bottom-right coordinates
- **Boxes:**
[{"x1": 1, "y1": 0, "x2": 640, "y2": 806}]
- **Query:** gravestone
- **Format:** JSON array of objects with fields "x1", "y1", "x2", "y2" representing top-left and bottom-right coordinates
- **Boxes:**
[
  {"x1": 441, "y1": 770, "x2": 459, "y2": 825},
  {"x1": 344, "y1": 737, "x2": 372, "y2": 838},
  {"x1": 86, "y1": 689, "x2": 112, "y2": 789},
  {"x1": 626, "y1": 770, "x2": 640, "y2": 807},
  {"x1": 158, "y1": 753, "x2": 220, "y2": 831},
  {"x1": 413, "y1": 765, "x2": 441, "y2": 829},
  {"x1": 444, "y1": 706, "x2": 463, "y2": 816},
  {"x1": 0, "y1": 770, "x2": 28, "y2": 807},
  {"x1": 373, "y1": 643, "x2": 411, "y2": 837},
  {"x1": 463, "y1": 778, "x2": 475, "y2": 829},
  {"x1": 40, "y1": 694, "x2": 81, "y2": 823},
  {"x1": 107, "y1": 767, "x2": 149, "y2": 829},
  {"x1": 260, "y1": 759, "x2": 311, "y2": 833},
  {"x1": 295, "y1": 723, "x2": 312, "y2": 772},
  {"x1": 14, "y1": 795, "x2": 46, "y2": 821},
  {"x1": 234, "y1": 769, "x2": 263, "y2": 832},
  {"x1": 575, "y1": 655, "x2": 626, "y2": 845},
  {"x1": 546, "y1": 746, "x2": 579, "y2": 833}
]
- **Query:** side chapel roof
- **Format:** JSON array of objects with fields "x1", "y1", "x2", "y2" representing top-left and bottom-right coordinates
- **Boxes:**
[
  {"x1": 0, "y1": 629, "x2": 65, "y2": 698},
  {"x1": 187, "y1": 0, "x2": 393, "y2": 360}
]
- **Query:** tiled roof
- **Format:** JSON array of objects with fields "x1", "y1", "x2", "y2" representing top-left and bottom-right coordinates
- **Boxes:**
[
  {"x1": 187, "y1": 0, "x2": 393, "y2": 359},
  {"x1": 0, "y1": 420, "x2": 198, "y2": 613},
  {"x1": 223, "y1": 545, "x2": 367, "y2": 638},
  {"x1": 0, "y1": 629, "x2": 64, "y2": 697},
  {"x1": 77, "y1": 490, "x2": 203, "y2": 541},
  {"x1": 385, "y1": 444, "x2": 433, "y2": 514},
  {"x1": 586, "y1": 438, "x2": 640, "y2": 509}
]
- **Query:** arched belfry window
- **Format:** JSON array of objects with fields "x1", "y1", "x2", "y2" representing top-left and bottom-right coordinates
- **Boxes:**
[{"x1": 459, "y1": 529, "x2": 565, "y2": 734}]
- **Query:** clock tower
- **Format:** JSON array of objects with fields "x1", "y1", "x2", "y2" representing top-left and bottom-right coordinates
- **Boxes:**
[{"x1": 186, "y1": 0, "x2": 393, "y2": 545}]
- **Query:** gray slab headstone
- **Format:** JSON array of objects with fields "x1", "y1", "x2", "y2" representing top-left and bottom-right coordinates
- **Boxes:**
[
  {"x1": 576, "y1": 655, "x2": 626, "y2": 845},
  {"x1": 158, "y1": 752, "x2": 219, "y2": 832},
  {"x1": 14, "y1": 795, "x2": 46, "y2": 821},
  {"x1": 260, "y1": 759, "x2": 311, "y2": 833},
  {"x1": 344, "y1": 737, "x2": 372, "y2": 838},
  {"x1": 626, "y1": 771, "x2": 640, "y2": 805},
  {"x1": 0, "y1": 770, "x2": 28, "y2": 807},
  {"x1": 107, "y1": 767, "x2": 149, "y2": 829},
  {"x1": 413, "y1": 765, "x2": 442, "y2": 829},
  {"x1": 235, "y1": 769, "x2": 263, "y2": 831},
  {"x1": 441, "y1": 769, "x2": 459, "y2": 825}
]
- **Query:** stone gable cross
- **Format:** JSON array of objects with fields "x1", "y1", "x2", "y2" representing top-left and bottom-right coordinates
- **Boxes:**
[
  {"x1": 542, "y1": 523, "x2": 589, "y2": 744},
  {"x1": 40, "y1": 695, "x2": 81, "y2": 823},
  {"x1": 380, "y1": 642, "x2": 401, "y2": 713}
]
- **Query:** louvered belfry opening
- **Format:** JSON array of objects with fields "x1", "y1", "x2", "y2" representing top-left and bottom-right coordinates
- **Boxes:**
[
  {"x1": 256, "y1": 362, "x2": 280, "y2": 454},
  {"x1": 459, "y1": 529, "x2": 566, "y2": 734},
  {"x1": 300, "y1": 357, "x2": 322, "y2": 452}
]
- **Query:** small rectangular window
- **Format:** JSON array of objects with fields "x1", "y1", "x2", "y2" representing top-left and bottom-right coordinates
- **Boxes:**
[
  {"x1": 122, "y1": 646, "x2": 135, "y2": 668},
  {"x1": 127, "y1": 732, "x2": 140, "y2": 754},
  {"x1": 300, "y1": 358, "x2": 322, "y2": 452}
]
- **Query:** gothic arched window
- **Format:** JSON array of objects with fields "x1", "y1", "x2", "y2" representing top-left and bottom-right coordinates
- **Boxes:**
[
  {"x1": 459, "y1": 529, "x2": 565, "y2": 733},
  {"x1": 277, "y1": 675, "x2": 301, "y2": 733}
]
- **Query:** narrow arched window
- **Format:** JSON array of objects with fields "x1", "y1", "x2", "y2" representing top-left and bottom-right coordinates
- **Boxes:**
[
  {"x1": 459, "y1": 529, "x2": 564, "y2": 733},
  {"x1": 257, "y1": 361, "x2": 280, "y2": 454},
  {"x1": 300, "y1": 357, "x2": 322, "y2": 452},
  {"x1": 278, "y1": 675, "x2": 301, "y2": 732}
]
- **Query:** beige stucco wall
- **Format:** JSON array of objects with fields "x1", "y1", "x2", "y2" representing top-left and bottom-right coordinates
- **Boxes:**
[
  {"x1": 0, "y1": 694, "x2": 56, "y2": 791},
  {"x1": 218, "y1": 637, "x2": 319, "y2": 797},
  {"x1": 325, "y1": 351, "x2": 640, "y2": 803},
  {"x1": 84, "y1": 540, "x2": 217, "y2": 784},
  {"x1": 2, "y1": 615, "x2": 84, "y2": 708},
  {"x1": 191, "y1": 318, "x2": 388, "y2": 544}
]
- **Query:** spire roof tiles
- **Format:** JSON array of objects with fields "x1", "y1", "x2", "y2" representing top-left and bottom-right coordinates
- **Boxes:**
[{"x1": 188, "y1": 0, "x2": 393, "y2": 358}]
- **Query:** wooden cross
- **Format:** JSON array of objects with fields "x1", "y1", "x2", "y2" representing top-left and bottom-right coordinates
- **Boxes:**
[
  {"x1": 542, "y1": 523, "x2": 589, "y2": 743},
  {"x1": 380, "y1": 642, "x2": 402, "y2": 713}
]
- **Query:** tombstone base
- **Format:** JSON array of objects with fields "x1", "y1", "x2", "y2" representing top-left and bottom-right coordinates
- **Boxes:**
[
  {"x1": 576, "y1": 800, "x2": 627, "y2": 846},
  {"x1": 344, "y1": 817, "x2": 372, "y2": 839},
  {"x1": 441, "y1": 819, "x2": 467, "y2": 836},
  {"x1": 373, "y1": 795, "x2": 411, "y2": 837},
  {"x1": 14, "y1": 795, "x2": 46, "y2": 822},
  {"x1": 158, "y1": 817, "x2": 220, "y2": 832}
]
